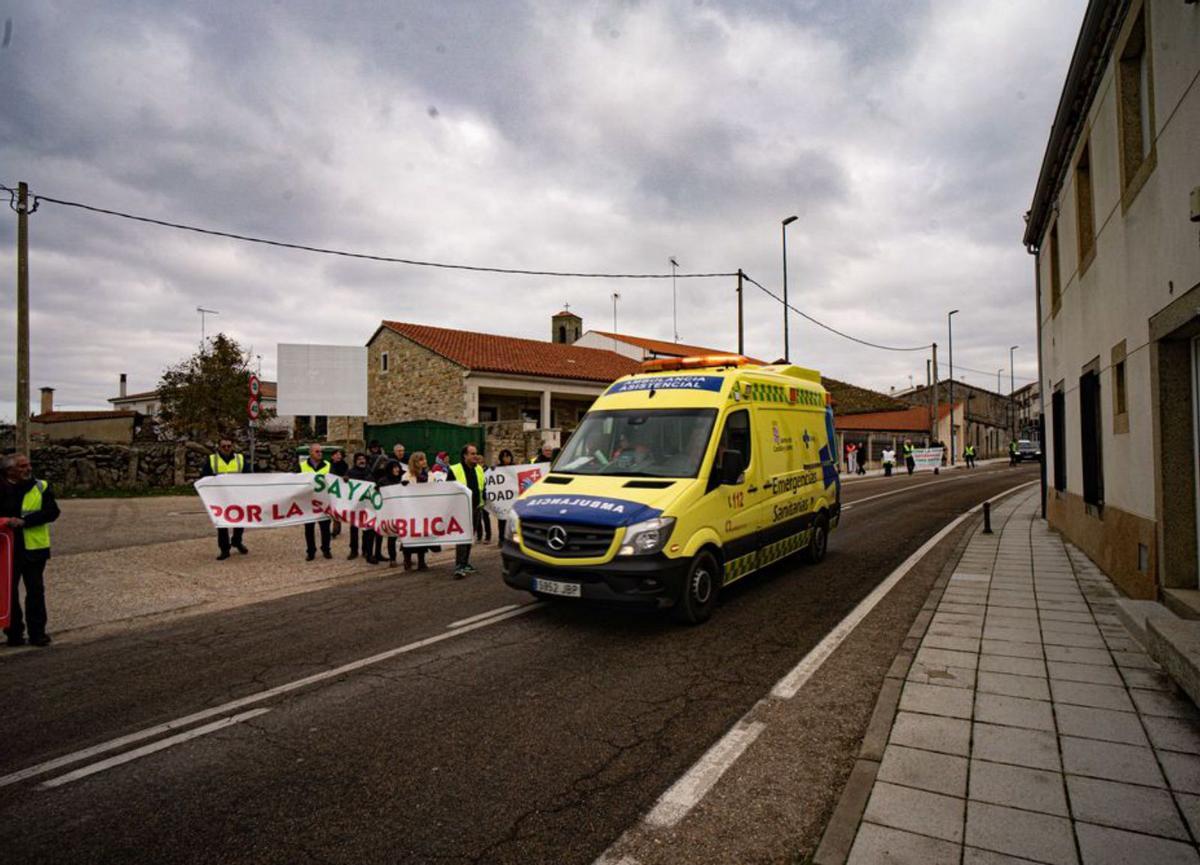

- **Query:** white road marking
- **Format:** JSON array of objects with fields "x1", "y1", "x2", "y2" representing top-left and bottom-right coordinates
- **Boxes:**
[
  {"x1": 448, "y1": 604, "x2": 522, "y2": 629},
  {"x1": 643, "y1": 720, "x2": 767, "y2": 828},
  {"x1": 1, "y1": 602, "x2": 544, "y2": 789},
  {"x1": 41, "y1": 709, "x2": 272, "y2": 788},
  {"x1": 772, "y1": 480, "x2": 1037, "y2": 699},
  {"x1": 841, "y1": 474, "x2": 975, "y2": 511}
]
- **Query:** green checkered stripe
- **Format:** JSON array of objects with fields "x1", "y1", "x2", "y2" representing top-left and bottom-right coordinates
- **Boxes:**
[
  {"x1": 742, "y1": 383, "x2": 789, "y2": 403},
  {"x1": 721, "y1": 528, "x2": 813, "y2": 586}
]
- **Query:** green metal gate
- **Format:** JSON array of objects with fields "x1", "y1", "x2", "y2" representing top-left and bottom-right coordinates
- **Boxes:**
[{"x1": 362, "y1": 419, "x2": 486, "y2": 461}]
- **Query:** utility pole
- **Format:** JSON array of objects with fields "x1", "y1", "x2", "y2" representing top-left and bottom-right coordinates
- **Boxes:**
[
  {"x1": 736, "y1": 269, "x2": 744, "y2": 356},
  {"x1": 15, "y1": 181, "x2": 32, "y2": 454},
  {"x1": 931, "y1": 343, "x2": 940, "y2": 447},
  {"x1": 948, "y1": 310, "x2": 959, "y2": 465},
  {"x1": 611, "y1": 292, "x2": 620, "y2": 337}
]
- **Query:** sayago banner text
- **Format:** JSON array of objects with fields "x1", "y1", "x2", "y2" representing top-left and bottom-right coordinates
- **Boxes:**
[{"x1": 195, "y1": 473, "x2": 474, "y2": 547}]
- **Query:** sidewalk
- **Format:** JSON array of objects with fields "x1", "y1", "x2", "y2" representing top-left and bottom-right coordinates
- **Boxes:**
[{"x1": 842, "y1": 490, "x2": 1200, "y2": 864}]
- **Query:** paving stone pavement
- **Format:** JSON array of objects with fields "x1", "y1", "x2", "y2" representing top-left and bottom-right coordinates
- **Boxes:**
[{"x1": 847, "y1": 491, "x2": 1200, "y2": 865}]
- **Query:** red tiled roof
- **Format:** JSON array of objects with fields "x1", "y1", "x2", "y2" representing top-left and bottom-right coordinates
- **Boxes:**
[
  {"x1": 834, "y1": 402, "x2": 959, "y2": 432},
  {"x1": 380, "y1": 322, "x2": 641, "y2": 383},
  {"x1": 589, "y1": 331, "x2": 767, "y2": 364},
  {"x1": 33, "y1": 410, "x2": 139, "y2": 423}
]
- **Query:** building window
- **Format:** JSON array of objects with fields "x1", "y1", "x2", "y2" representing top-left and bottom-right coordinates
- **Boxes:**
[
  {"x1": 1052, "y1": 384, "x2": 1067, "y2": 492},
  {"x1": 1112, "y1": 340, "x2": 1129, "y2": 434},
  {"x1": 381, "y1": 351, "x2": 389, "y2": 373},
  {"x1": 1048, "y1": 223, "x2": 1062, "y2": 316},
  {"x1": 1079, "y1": 368, "x2": 1103, "y2": 509},
  {"x1": 479, "y1": 406, "x2": 498, "y2": 422},
  {"x1": 1117, "y1": 7, "x2": 1154, "y2": 197},
  {"x1": 1075, "y1": 141, "x2": 1095, "y2": 268},
  {"x1": 315, "y1": 415, "x2": 328, "y2": 437},
  {"x1": 1114, "y1": 361, "x2": 1127, "y2": 414}
]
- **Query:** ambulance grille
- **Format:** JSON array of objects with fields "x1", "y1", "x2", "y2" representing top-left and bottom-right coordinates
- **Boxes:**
[{"x1": 521, "y1": 521, "x2": 616, "y2": 558}]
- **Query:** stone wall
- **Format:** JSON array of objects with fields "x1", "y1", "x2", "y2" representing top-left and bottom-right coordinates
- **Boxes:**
[
  {"x1": 481, "y1": 422, "x2": 562, "y2": 465},
  {"x1": 368, "y1": 329, "x2": 467, "y2": 425},
  {"x1": 29, "y1": 439, "x2": 310, "y2": 493}
]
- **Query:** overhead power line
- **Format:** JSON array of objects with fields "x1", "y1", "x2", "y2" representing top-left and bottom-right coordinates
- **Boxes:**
[
  {"x1": 741, "y1": 273, "x2": 931, "y2": 353},
  {"x1": 1, "y1": 184, "x2": 735, "y2": 281}
]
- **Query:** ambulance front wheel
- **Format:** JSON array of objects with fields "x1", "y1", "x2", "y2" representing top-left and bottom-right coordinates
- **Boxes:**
[
  {"x1": 673, "y1": 550, "x2": 720, "y2": 624},
  {"x1": 804, "y1": 515, "x2": 829, "y2": 564}
]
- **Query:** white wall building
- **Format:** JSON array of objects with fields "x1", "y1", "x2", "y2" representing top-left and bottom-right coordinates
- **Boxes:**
[{"x1": 1024, "y1": 0, "x2": 1200, "y2": 601}]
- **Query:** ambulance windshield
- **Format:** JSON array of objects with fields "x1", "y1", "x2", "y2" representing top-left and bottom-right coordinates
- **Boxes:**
[{"x1": 555, "y1": 409, "x2": 718, "y2": 478}]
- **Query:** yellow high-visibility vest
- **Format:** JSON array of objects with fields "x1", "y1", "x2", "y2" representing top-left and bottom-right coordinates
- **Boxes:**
[
  {"x1": 449, "y1": 463, "x2": 486, "y2": 508},
  {"x1": 21, "y1": 480, "x2": 50, "y2": 550},
  {"x1": 210, "y1": 453, "x2": 244, "y2": 473},
  {"x1": 300, "y1": 459, "x2": 330, "y2": 475}
]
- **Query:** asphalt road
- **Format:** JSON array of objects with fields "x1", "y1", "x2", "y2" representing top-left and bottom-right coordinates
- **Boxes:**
[{"x1": 1, "y1": 464, "x2": 1039, "y2": 864}]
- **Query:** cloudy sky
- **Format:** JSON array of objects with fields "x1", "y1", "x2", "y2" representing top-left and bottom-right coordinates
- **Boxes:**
[{"x1": 0, "y1": 0, "x2": 1086, "y2": 417}]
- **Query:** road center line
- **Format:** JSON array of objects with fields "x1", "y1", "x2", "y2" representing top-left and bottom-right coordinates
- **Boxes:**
[
  {"x1": 41, "y1": 709, "x2": 272, "y2": 788},
  {"x1": 448, "y1": 604, "x2": 521, "y2": 629},
  {"x1": 643, "y1": 721, "x2": 767, "y2": 828},
  {"x1": 2, "y1": 602, "x2": 544, "y2": 789}
]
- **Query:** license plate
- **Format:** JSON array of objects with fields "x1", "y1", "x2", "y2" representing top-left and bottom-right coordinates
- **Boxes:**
[{"x1": 532, "y1": 577, "x2": 581, "y2": 598}]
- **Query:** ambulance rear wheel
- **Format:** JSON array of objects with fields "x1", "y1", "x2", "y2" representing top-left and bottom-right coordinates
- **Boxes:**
[
  {"x1": 804, "y1": 516, "x2": 829, "y2": 564},
  {"x1": 673, "y1": 550, "x2": 720, "y2": 624}
]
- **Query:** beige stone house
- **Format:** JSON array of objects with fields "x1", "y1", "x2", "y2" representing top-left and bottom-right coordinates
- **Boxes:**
[
  {"x1": 362, "y1": 319, "x2": 640, "y2": 456},
  {"x1": 1024, "y1": 0, "x2": 1199, "y2": 601}
]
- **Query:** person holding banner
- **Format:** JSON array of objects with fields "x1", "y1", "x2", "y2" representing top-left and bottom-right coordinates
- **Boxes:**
[
  {"x1": 377, "y1": 459, "x2": 405, "y2": 566},
  {"x1": 1, "y1": 453, "x2": 61, "y2": 648},
  {"x1": 401, "y1": 452, "x2": 432, "y2": 571},
  {"x1": 450, "y1": 444, "x2": 485, "y2": 578},
  {"x1": 201, "y1": 437, "x2": 250, "y2": 560},
  {"x1": 300, "y1": 444, "x2": 333, "y2": 560},
  {"x1": 346, "y1": 452, "x2": 378, "y2": 563},
  {"x1": 328, "y1": 449, "x2": 349, "y2": 538}
]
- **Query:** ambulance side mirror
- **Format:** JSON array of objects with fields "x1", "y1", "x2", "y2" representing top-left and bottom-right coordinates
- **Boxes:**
[{"x1": 719, "y1": 450, "x2": 745, "y2": 486}]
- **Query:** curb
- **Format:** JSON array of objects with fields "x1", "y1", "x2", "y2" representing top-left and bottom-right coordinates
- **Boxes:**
[{"x1": 811, "y1": 509, "x2": 978, "y2": 865}]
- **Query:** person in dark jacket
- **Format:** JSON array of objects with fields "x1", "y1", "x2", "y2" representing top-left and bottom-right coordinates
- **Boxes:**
[
  {"x1": 1, "y1": 453, "x2": 61, "y2": 647},
  {"x1": 366, "y1": 440, "x2": 387, "y2": 480},
  {"x1": 200, "y1": 436, "x2": 250, "y2": 560},
  {"x1": 495, "y1": 449, "x2": 515, "y2": 543},
  {"x1": 377, "y1": 459, "x2": 405, "y2": 567},
  {"x1": 328, "y1": 449, "x2": 350, "y2": 538},
  {"x1": 346, "y1": 452, "x2": 377, "y2": 563}
]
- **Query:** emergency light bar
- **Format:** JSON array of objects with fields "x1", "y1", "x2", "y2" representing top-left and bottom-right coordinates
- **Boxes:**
[{"x1": 640, "y1": 355, "x2": 750, "y2": 372}]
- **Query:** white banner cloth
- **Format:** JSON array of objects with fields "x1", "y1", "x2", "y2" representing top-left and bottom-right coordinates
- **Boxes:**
[
  {"x1": 483, "y1": 463, "x2": 551, "y2": 519},
  {"x1": 911, "y1": 447, "x2": 945, "y2": 471},
  {"x1": 194, "y1": 473, "x2": 473, "y2": 547}
]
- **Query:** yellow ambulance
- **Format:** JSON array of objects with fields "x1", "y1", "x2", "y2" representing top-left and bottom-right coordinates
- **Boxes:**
[{"x1": 501, "y1": 355, "x2": 841, "y2": 623}]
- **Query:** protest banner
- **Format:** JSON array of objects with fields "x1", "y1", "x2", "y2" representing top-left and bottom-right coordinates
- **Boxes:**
[
  {"x1": 911, "y1": 447, "x2": 945, "y2": 471},
  {"x1": 195, "y1": 473, "x2": 473, "y2": 547},
  {"x1": 483, "y1": 462, "x2": 550, "y2": 519}
]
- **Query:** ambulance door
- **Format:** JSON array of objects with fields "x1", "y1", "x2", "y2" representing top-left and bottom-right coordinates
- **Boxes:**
[
  {"x1": 755, "y1": 403, "x2": 811, "y2": 563},
  {"x1": 709, "y1": 407, "x2": 761, "y2": 584}
]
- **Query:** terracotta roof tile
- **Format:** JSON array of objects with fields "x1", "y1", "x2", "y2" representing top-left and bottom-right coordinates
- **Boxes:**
[{"x1": 381, "y1": 322, "x2": 641, "y2": 383}]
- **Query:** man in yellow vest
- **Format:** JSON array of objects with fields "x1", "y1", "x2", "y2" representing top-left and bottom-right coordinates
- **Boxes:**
[
  {"x1": 2, "y1": 453, "x2": 61, "y2": 648},
  {"x1": 201, "y1": 436, "x2": 250, "y2": 560},
  {"x1": 449, "y1": 444, "x2": 485, "y2": 578},
  {"x1": 300, "y1": 443, "x2": 333, "y2": 560}
]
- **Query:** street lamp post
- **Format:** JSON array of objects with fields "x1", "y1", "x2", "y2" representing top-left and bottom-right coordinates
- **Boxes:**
[
  {"x1": 948, "y1": 309, "x2": 959, "y2": 465},
  {"x1": 670, "y1": 257, "x2": 679, "y2": 342},
  {"x1": 781, "y1": 215, "x2": 798, "y2": 362},
  {"x1": 1010, "y1": 345, "x2": 1019, "y2": 438}
]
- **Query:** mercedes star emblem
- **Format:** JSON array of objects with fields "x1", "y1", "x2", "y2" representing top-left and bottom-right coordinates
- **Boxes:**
[{"x1": 547, "y1": 525, "x2": 569, "y2": 551}]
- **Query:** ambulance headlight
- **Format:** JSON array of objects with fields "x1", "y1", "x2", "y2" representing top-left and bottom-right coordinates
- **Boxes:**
[
  {"x1": 505, "y1": 513, "x2": 519, "y2": 541},
  {"x1": 618, "y1": 517, "x2": 675, "y2": 556}
]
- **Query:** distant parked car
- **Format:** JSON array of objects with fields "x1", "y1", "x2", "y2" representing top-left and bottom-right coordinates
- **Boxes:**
[{"x1": 1016, "y1": 439, "x2": 1042, "y2": 462}]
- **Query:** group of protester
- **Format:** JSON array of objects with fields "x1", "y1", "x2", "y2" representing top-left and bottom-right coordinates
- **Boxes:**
[{"x1": 207, "y1": 437, "x2": 554, "y2": 579}]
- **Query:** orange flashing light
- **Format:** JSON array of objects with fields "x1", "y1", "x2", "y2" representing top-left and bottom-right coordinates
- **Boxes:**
[{"x1": 640, "y1": 354, "x2": 750, "y2": 372}]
